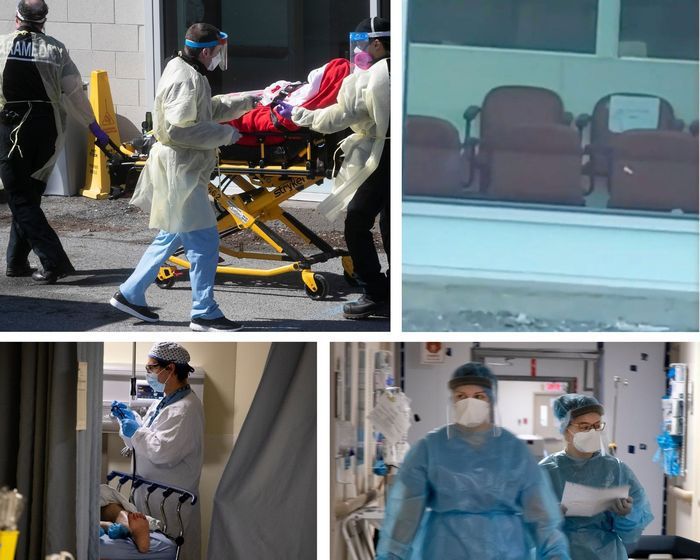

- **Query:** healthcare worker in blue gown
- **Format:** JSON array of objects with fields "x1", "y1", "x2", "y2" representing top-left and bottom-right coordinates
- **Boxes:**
[
  {"x1": 376, "y1": 363, "x2": 571, "y2": 560},
  {"x1": 113, "y1": 342, "x2": 204, "y2": 560},
  {"x1": 539, "y1": 395, "x2": 653, "y2": 560}
]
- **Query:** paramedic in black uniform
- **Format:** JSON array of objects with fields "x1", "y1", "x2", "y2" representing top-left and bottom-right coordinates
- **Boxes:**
[
  {"x1": 288, "y1": 17, "x2": 391, "y2": 319},
  {"x1": 0, "y1": 0, "x2": 109, "y2": 284}
]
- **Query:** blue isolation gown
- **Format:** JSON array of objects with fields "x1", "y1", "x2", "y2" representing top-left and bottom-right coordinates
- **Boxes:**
[
  {"x1": 376, "y1": 426, "x2": 571, "y2": 560},
  {"x1": 539, "y1": 451, "x2": 653, "y2": 560}
]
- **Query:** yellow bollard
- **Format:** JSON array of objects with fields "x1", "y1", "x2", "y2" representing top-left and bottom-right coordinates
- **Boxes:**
[
  {"x1": 0, "y1": 530, "x2": 19, "y2": 560},
  {"x1": 81, "y1": 70, "x2": 121, "y2": 200}
]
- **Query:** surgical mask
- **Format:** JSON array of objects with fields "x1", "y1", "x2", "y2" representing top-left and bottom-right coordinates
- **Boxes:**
[
  {"x1": 353, "y1": 49, "x2": 373, "y2": 70},
  {"x1": 571, "y1": 428, "x2": 602, "y2": 453},
  {"x1": 207, "y1": 52, "x2": 222, "y2": 72},
  {"x1": 453, "y1": 397, "x2": 490, "y2": 428},
  {"x1": 146, "y1": 371, "x2": 170, "y2": 394}
]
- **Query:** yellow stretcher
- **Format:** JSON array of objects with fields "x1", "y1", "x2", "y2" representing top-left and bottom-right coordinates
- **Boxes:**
[{"x1": 103, "y1": 128, "x2": 355, "y2": 299}]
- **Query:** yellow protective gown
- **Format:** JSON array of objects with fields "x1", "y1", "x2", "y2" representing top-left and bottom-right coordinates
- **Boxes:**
[
  {"x1": 0, "y1": 29, "x2": 96, "y2": 182},
  {"x1": 130, "y1": 55, "x2": 255, "y2": 233},
  {"x1": 292, "y1": 57, "x2": 390, "y2": 221}
]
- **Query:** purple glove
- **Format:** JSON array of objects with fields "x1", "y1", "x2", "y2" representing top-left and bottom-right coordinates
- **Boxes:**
[
  {"x1": 89, "y1": 121, "x2": 110, "y2": 148},
  {"x1": 275, "y1": 101, "x2": 294, "y2": 121}
]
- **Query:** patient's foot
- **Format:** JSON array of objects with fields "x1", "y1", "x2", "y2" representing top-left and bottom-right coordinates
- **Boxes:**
[{"x1": 127, "y1": 512, "x2": 150, "y2": 553}]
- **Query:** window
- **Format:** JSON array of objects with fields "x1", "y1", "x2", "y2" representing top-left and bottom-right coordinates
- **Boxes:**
[
  {"x1": 408, "y1": 0, "x2": 598, "y2": 54},
  {"x1": 619, "y1": 0, "x2": 699, "y2": 61}
]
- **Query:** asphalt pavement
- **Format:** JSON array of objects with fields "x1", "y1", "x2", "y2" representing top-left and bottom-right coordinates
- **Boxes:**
[{"x1": 0, "y1": 195, "x2": 389, "y2": 332}]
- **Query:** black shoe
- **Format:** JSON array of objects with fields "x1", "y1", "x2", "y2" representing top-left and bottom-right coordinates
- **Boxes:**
[
  {"x1": 343, "y1": 294, "x2": 390, "y2": 319},
  {"x1": 190, "y1": 316, "x2": 243, "y2": 332},
  {"x1": 31, "y1": 269, "x2": 70, "y2": 284},
  {"x1": 109, "y1": 290, "x2": 159, "y2": 323},
  {"x1": 6, "y1": 262, "x2": 36, "y2": 277}
]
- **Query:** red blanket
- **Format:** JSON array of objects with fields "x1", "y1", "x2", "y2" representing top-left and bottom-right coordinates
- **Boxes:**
[{"x1": 227, "y1": 58, "x2": 350, "y2": 146}]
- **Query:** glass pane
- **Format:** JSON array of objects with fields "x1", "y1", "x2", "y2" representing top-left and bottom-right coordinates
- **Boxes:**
[
  {"x1": 620, "y1": 0, "x2": 699, "y2": 61},
  {"x1": 408, "y1": 0, "x2": 598, "y2": 54}
]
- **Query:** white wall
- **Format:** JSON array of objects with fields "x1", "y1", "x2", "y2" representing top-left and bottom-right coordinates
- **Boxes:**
[
  {"x1": 0, "y1": 0, "x2": 149, "y2": 134},
  {"x1": 600, "y1": 342, "x2": 666, "y2": 535}
]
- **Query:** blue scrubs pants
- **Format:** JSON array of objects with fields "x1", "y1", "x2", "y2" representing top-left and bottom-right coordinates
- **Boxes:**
[{"x1": 120, "y1": 226, "x2": 223, "y2": 319}]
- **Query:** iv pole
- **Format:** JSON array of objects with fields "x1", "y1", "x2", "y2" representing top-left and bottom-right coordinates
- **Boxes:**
[{"x1": 609, "y1": 375, "x2": 629, "y2": 456}]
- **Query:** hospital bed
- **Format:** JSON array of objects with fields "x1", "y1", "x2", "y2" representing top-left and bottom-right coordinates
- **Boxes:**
[
  {"x1": 102, "y1": 124, "x2": 356, "y2": 300},
  {"x1": 628, "y1": 535, "x2": 700, "y2": 559},
  {"x1": 100, "y1": 470, "x2": 197, "y2": 560}
]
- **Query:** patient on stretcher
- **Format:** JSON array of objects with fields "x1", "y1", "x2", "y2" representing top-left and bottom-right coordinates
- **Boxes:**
[
  {"x1": 99, "y1": 484, "x2": 160, "y2": 553},
  {"x1": 225, "y1": 57, "x2": 350, "y2": 146}
]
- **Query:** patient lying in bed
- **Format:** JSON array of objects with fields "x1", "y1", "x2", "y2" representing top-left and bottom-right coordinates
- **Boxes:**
[{"x1": 100, "y1": 484, "x2": 160, "y2": 553}]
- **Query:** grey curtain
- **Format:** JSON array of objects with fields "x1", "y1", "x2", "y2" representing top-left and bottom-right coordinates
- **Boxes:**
[
  {"x1": 76, "y1": 343, "x2": 103, "y2": 560},
  {"x1": 0, "y1": 342, "x2": 78, "y2": 560},
  {"x1": 207, "y1": 342, "x2": 317, "y2": 560}
]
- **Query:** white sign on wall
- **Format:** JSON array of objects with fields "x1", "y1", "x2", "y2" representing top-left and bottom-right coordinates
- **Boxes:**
[{"x1": 421, "y1": 342, "x2": 445, "y2": 364}]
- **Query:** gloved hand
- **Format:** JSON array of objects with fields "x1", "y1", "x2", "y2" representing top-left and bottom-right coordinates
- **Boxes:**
[
  {"x1": 88, "y1": 121, "x2": 110, "y2": 148},
  {"x1": 274, "y1": 101, "x2": 294, "y2": 120},
  {"x1": 107, "y1": 523, "x2": 130, "y2": 539},
  {"x1": 120, "y1": 418, "x2": 140, "y2": 438},
  {"x1": 226, "y1": 126, "x2": 241, "y2": 146},
  {"x1": 99, "y1": 526, "x2": 106, "y2": 537},
  {"x1": 609, "y1": 497, "x2": 633, "y2": 516},
  {"x1": 111, "y1": 400, "x2": 136, "y2": 421}
]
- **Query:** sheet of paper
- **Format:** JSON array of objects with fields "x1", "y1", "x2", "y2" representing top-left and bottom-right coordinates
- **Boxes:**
[
  {"x1": 367, "y1": 392, "x2": 411, "y2": 444},
  {"x1": 609, "y1": 95, "x2": 660, "y2": 133},
  {"x1": 561, "y1": 481, "x2": 630, "y2": 517}
]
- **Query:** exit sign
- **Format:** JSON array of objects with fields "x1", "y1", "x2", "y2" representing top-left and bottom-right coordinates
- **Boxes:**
[{"x1": 544, "y1": 382, "x2": 565, "y2": 392}]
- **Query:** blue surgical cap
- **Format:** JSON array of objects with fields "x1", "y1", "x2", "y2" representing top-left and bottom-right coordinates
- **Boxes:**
[
  {"x1": 448, "y1": 362, "x2": 497, "y2": 400},
  {"x1": 553, "y1": 394, "x2": 604, "y2": 433}
]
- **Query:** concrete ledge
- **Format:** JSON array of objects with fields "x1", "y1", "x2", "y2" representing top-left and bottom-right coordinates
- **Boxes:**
[{"x1": 403, "y1": 199, "x2": 699, "y2": 330}]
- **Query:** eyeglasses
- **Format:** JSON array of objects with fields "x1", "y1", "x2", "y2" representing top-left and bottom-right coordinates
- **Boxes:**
[
  {"x1": 570, "y1": 421, "x2": 606, "y2": 432},
  {"x1": 145, "y1": 364, "x2": 163, "y2": 374}
]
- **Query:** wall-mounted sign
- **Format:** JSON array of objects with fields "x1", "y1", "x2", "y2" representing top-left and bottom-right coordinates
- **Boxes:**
[{"x1": 421, "y1": 342, "x2": 445, "y2": 364}]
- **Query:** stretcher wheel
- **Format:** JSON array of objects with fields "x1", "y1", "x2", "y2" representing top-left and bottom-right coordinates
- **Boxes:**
[
  {"x1": 155, "y1": 276, "x2": 175, "y2": 289},
  {"x1": 304, "y1": 273, "x2": 329, "y2": 300}
]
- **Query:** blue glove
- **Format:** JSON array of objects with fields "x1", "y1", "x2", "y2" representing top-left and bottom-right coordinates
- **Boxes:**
[
  {"x1": 274, "y1": 101, "x2": 294, "y2": 120},
  {"x1": 108, "y1": 523, "x2": 130, "y2": 539},
  {"x1": 89, "y1": 120, "x2": 110, "y2": 148},
  {"x1": 99, "y1": 526, "x2": 106, "y2": 537},
  {"x1": 111, "y1": 401, "x2": 136, "y2": 421},
  {"x1": 120, "y1": 418, "x2": 139, "y2": 438}
]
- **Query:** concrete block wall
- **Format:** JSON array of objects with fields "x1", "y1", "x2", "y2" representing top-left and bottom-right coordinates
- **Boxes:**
[{"x1": 0, "y1": 0, "x2": 149, "y2": 136}]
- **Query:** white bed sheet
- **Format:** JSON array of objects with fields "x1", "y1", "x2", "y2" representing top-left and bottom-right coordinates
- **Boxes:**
[{"x1": 99, "y1": 531, "x2": 176, "y2": 560}]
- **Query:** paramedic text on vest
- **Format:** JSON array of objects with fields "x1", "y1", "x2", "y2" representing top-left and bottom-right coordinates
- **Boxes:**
[
  {"x1": 0, "y1": 0, "x2": 110, "y2": 284},
  {"x1": 116, "y1": 342, "x2": 205, "y2": 560},
  {"x1": 109, "y1": 22, "x2": 258, "y2": 332},
  {"x1": 290, "y1": 16, "x2": 391, "y2": 320}
]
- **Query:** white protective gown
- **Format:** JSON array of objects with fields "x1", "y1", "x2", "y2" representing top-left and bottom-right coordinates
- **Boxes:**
[
  {"x1": 0, "y1": 29, "x2": 96, "y2": 182},
  {"x1": 121, "y1": 391, "x2": 205, "y2": 560},
  {"x1": 130, "y1": 55, "x2": 255, "y2": 233},
  {"x1": 292, "y1": 57, "x2": 390, "y2": 221}
]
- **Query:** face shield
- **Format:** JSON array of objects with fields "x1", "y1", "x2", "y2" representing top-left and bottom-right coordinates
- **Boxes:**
[
  {"x1": 349, "y1": 30, "x2": 389, "y2": 71},
  {"x1": 185, "y1": 31, "x2": 228, "y2": 71}
]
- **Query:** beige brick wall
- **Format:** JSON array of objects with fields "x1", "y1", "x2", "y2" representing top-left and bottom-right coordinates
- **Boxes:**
[{"x1": 0, "y1": 0, "x2": 149, "y2": 137}]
